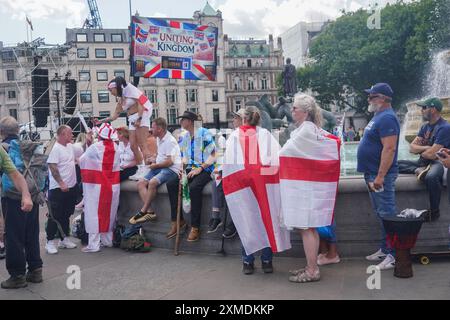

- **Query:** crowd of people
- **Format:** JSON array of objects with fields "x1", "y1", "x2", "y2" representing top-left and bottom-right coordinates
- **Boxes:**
[{"x1": 0, "y1": 79, "x2": 449, "y2": 289}]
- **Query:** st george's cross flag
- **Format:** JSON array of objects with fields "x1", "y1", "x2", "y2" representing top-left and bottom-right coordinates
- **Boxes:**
[
  {"x1": 80, "y1": 140, "x2": 120, "y2": 234},
  {"x1": 279, "y1": 121, "x2": 341, "y2": 229},
  {"x1": 222, "y1": 126, "x2": 291, "y2": 256}
]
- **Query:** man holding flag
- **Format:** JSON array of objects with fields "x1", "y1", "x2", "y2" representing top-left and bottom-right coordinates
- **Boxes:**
[{"x1": 222, "y1": 106, "x2": 291, "y2": 275}]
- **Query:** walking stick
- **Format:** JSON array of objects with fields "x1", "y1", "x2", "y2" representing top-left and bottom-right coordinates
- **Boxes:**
[
  {"x1": 217, "y1": 202, "x2": 228, "y2": 256},
  {"x1": 174, "y1": 167, "x2": 184, "y2": 256}
]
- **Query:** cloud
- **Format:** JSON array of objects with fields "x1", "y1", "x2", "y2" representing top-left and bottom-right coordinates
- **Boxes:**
[
  {"x1": 0, "y1": 0, "x2": 87, "y2": 27},
  {"x1": 218, "y1": 0, "x2": 398, "y2": 38}
]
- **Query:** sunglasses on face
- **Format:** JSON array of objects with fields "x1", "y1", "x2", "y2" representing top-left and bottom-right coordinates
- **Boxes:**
[{"x1": 368, "y1": 95, "x2": 381, "y2": 100}]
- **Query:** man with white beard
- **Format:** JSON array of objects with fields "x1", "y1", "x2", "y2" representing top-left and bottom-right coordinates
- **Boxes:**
[{"x1": 356, "y1": 83, "x2": 400, "y2": 271}]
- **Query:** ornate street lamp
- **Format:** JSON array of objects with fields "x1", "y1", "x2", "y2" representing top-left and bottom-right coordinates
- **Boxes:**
[{"x1": 50, "y1": 73, "x2": 63, "y2": 126}]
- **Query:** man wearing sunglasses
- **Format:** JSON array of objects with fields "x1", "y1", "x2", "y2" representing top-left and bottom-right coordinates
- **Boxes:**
[
  {"x1": 398, "y1": 97, "x2": 450, "y2": 222},
  {"x1": 357, "y1": 82, "x2": 400, "y2": 270}
]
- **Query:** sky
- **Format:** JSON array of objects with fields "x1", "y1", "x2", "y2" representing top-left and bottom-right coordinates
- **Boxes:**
[{"x1": 0, "y1": 0, "x2": 396, "y2": 46}]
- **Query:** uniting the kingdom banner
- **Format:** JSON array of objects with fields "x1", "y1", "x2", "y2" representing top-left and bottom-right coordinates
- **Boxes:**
[{"x1": 131, "y1": 16, "x2": 218, "y2": 81}]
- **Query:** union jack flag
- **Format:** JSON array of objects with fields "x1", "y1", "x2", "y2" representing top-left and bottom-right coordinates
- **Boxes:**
[
  {"x1": 149, "y1": 26, "x2": 160, "y2": 34},
  {"x1": 194, "y1": 32, "x2": 204, "y2": 40},
  {"x1": 207, "y1": 34, "x2": 216, "y2": 47},
  {"x1": 200, "y1": 43, "x2": 208, "y2": 51},
  {"x1": 135, "y1": 25, "x2": 148, "y2": 43}
]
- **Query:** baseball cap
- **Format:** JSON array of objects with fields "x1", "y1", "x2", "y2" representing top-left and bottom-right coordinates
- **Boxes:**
[
  {"x1": 364, "y1": 83, "x2": 394, "y2": 98},
  {"x1": 416, "y1": 97, "x2": 443, "y2": 112}
]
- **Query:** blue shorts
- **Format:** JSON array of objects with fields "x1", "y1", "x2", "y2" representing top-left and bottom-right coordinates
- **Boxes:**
[{"x1": 144, "y1": 168, "x2": 178, "y2": 185}]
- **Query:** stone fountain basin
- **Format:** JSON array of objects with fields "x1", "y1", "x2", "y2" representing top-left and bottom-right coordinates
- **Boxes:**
[{"x1": 118, "y1": 174, "x2": 449, "y2": 258}]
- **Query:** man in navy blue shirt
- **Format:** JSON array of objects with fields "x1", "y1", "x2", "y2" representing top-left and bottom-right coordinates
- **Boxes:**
[
  {"x1": 357, "y1": 83, "x2": 400, "y2": 271},
  {"x1": 398, "y1": 97, "x2": 450, "y2": 222}
]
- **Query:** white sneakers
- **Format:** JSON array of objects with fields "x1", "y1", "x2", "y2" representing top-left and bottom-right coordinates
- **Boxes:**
[
  {"x1": 129, "y1": 165, "x2": 149, "y2": 181},
  {"x1": 46, "y1": 238, "x2": 77, "y2": 254},
  {"x1": 45, "y1": 240, "x2": 58, "y2": 254},
  {"x1": 366, "y1": 249, "x2": 395, "y2": 270},
  {"x1": 365, "y1": 249, "x2": 387, "y2": 261},
  {"x1": 317, "y1": 253, "x2": 341, "y2": 266},
  {"x1": 81, "y1": 247, "x2": 100, "y2": 253},
  {"x1": 376, "y1": 254, "x2": 396, "y2": 270}
]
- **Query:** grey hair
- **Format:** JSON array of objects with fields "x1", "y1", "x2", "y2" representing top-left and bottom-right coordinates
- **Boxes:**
[
  {"x1": 243, "y1": 105, "x2": 261, "y2": 126},
  {"x1": 293, "y1": 93, "x2": 323, "y2": 128},
  {"x1": 0, "y1": 116, "x2": 19, "y2": 137}
]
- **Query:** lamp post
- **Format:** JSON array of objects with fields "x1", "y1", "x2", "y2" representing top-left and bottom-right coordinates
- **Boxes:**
[{"x1": 50, "y1": 72, "x2": 63, "y2": 126}]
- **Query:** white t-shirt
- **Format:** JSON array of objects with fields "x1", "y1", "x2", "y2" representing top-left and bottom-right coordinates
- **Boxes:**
[
  {"x1": 156, "y1": 132, "x2": 181, "y2": 174},
  {"x1": 118, "y1": 141, "x2": 136, "y2": 169},
  {"x1": 47, "y1": 142, "x2": 77, "y2": 190}
]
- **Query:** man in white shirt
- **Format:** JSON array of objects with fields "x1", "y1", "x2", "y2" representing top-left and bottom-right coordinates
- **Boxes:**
[
  {"x1": 45, "y1": 125, "x2": 78, "y2": 254},
  {"x1": 130, "y1": 118, "x2": 181, "y2": 224}
]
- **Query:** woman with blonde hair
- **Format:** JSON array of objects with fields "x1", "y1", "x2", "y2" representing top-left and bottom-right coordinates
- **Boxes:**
[{"x1": 279, "y1": 93, "x2": 341, "y2": 283}]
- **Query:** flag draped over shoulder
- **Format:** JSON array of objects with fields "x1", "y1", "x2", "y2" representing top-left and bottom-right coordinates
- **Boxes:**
[
  {"x1": 80, "y1": 140, "x2": 120, "y2": 234},
  {"x1": 279, "y1": 121, "x2": 341, "y2": 229},
  {"x1": 123, "y1": 83, "x2": 153, "y2": 113},
  {"x1": 222, "y1": 126, "x2": 291, "y2": 256}
]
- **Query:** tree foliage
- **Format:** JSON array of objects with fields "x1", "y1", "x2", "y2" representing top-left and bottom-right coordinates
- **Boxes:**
[{"x1": 297, "y1": 0, "x2": 450, "y2": 116}]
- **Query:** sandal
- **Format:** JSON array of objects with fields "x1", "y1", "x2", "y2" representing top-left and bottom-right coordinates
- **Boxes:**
[
  {"x1": 289, "y1": 269, "x2": 320, "y2": 283},
  {"x1": 289, "y1": 268, "x2": 305, "y2": 276}
]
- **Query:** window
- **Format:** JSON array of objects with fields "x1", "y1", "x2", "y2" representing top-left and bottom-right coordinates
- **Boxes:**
[
  {"x1": 111, "y1": 34, "x2": 123, "y2": 42},
  {"x1": 99, "y1": 111, "x2": 111, "y2": 117},
  {"x1": 94, "y1": 33, "x2": 105, "y2": 42},
  {"x1": 114, "y1": 70, "x2": 125, "y2": 78},
  {"x1": 113, "y1": 49, "x2": 124, "y2": 58},
  {"x1": 98, "y1": 90, "x2": 110, "y2": 103},
  {"x1": 97, "y1": 71, "x2": 108, "y2": 81},
  {"x1": 166, "y1": 89, "x2": 178, "y2": 103},
  {"x1": 213, "y1": 108, "x2": 220, "y2": 123},
  {"x1": 95, "y1": 49, "x2": 107, "y2": 58},
  {"x1": 9, "y1": 109, "x2": 18, "y2": 119},
  {"x1": 247, "y1": 59, "x2": 252, "y2": 68},
  {"x1": 212, "y1": 90, "x2": 219, "y2": 102},
  {"x1": 76, "y1": 33, "x2": 87, "y2": 42},
  {"x1": 79, "y1": 71, "x2": 90, "y2": 81},
  {"x1": 167, "y1": 107, "x2": 179, "y2": 125},
  {"x1": 186, "y1": 89, "x2": 197, "y2": 103},
  {"x1": 234, "y1": 59, "x2": 238, "y2": 67},
  {"x1": 77, "y1": 48, "x2": 89, "y2": 58},
  {"x1": 151, "y1": 108, "x2": 159, "y2": 121},
  {"x1": 247, "y1": 76, "x2": 254, "y2": 90},
  {"x1": 235, "y1": 100, "x2": 242, "y2": 112},
  {"x1": 7, "y1": 91, "x2": 16, "y2": 99},
  {"x1": 6, "y1": 70, "x2": 15, "y2": 81},
  {"x1": 146, "y1": 89, "x2": 157, "y2": 103},
  {"x1": 80, "y1": 90, "x2": 92, "y2": 103},
  {"x1": 233, "y1": 76, "x2": 241, "y2": 90},
  {"x1": 261, "y1": 75, "x2": 268, "y2": 90},
  {"x1": 187, "y1": 107, "x2": 198, "y2": 114}
]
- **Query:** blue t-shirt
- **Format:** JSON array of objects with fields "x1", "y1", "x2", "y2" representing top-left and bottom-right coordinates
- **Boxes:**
[
  {"x1": 417, "y1": 117, "x2": 450, "y2": 148},
  {"x1": 357, "y1": 108, "x2": 400, "y2": 175}
]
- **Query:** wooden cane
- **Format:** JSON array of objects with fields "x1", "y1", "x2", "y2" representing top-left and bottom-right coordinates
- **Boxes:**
[{"x1": 174, "y1": 169, "x2": 183, "y2": 256}]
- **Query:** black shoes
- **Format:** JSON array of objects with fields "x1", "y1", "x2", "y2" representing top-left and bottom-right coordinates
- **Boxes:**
[
  {"x1": 207, "y1": 218, "x2": 223, "y2": 234},
  {"x1": 1, "y1": 275, "x2": 27, "y2": 289},
  {"x1": 26, "y1": 268, "x2": 43, "y2": 283},
  {"x1": 242, "y1": 262, "x2": 254, "y2": 275},
  {"x1": 262, "y1": 261, "x2": 273, "y2": 274},
  {"x1": 422, "y1": 209, "x2": 440, "y2": 222},
  {"x1": 222, "y1": 224, "x2": 237, "y2": 239}
]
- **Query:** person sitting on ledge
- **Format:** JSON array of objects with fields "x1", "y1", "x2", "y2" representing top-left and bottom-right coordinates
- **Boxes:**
[
  {"x1": 130, "y1": 118, "x2": 181, "y2": 224},
  {"x1": 398, "y1": 97, "x2": 450, "y2": 222},
  {"x1": 166, "y1": 111, "x2": 216, "y2": 242},
  {"x1": 116, "y1": 127, "x2": 138, "y2": 182}
]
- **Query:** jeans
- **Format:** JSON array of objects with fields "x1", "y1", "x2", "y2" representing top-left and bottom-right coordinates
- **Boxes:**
[
  {"x1": 398, "y1": 159, "x2": 444, "y2": 212},
  {"x1": 120, "y1": 166, "x2": 137, "y2": 182},
  {"x1": 166, "y1": 169, "x2": 212, "y2": 227},
  {"x1": 364, "y1": 173, "x2": 398, "y2": 256},
  {"x1": 47, "y1": 187, "x2": 77, "y2": 241},
  {"x1": 241, "y1": 246, "x2": 273, "y2": 264},
  {"x1": 4, "y1": 198, "x2": 43, "y2": 277}
]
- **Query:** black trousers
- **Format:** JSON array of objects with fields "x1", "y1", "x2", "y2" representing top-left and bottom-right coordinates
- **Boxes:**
[
  {"x1": 46, "y1": 187, "x2": 77, "y2": 241},
  {"x1": 120, "y1": 166, "x2": 138, "y2": 182},
  {"x1": 166, "y1": 169, "x2": 212, "y2": 228},
  {"x1": 4, "y1": 198, "x2": 42, "y2": 277}
]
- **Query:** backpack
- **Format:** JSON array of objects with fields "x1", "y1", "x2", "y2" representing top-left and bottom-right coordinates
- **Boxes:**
[
  {"x1": 71, "y1": 214, "x2": 89, "y2": 245},
  {"x1": 113, "y1": 224, "x2": 125, "y2": 248},
  {"x1": 119, "y1": 224, "x2": 151, "y2": 252},
  {"x1": 2, "y1": 139, "x2": 48, "y2": 205}
]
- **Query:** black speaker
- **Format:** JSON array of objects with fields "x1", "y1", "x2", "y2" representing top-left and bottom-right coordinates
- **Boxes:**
[
  {"x1": 64, "y1": 79, "x2": 77, "y2": 115},
  {"x1": 31, "y1": 68, "x2": 49, "y2": 127}
]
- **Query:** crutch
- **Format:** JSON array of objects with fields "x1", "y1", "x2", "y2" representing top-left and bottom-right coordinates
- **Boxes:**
[{"x1": 174, "y1": 167, "x2": 184, "y2": 256}]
